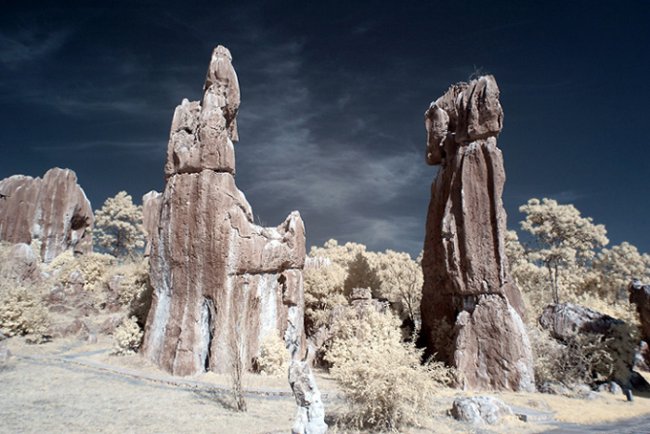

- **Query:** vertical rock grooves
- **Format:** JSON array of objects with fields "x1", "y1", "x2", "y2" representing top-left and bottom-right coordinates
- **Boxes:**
[
  {"x1": 0, "y1": 168, "x2": 93, "y2": 262},
  {"x1": 420, "y1": 76, "x2": 534, "y2": 391},
  {"x1": 142, "y1": 46, "x2": 306, "y2": 376}
]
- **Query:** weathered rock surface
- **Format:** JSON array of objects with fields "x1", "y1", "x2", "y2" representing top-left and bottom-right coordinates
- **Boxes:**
[
  {"x1": 539, "y1": 302, "x2": 636, "y2": 390},
  {"x1": 419, "y1": 76, "x2": 534, "y2": 391},
  {"x1": 141, "y1": 190, "x2": 162, "y2": 257},
  {"x1": 289, "y1": 360, "x2": 328, "y2": 434},
  {"x1": 450, "y1": 396, "x2": 513, "y2": 425},
  {"x1": 0, "y1": 168, "x2": 93, "y2": 262},
  {"x1": 0, "y1": 243, "x2": 41, "y2": 283},
  {"x1": 539, "y1": 303, "x2": 622, "y2": 340},
  {"x1": 142, "y1": 46, "x2": 307, "y2": 376}
]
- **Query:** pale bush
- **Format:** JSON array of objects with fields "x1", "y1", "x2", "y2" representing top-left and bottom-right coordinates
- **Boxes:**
[
  {"x1": 325, "y1": 306, "x2": 454, "y2": 430},
  {"x1": 255, "y1": 333, "x2": 289, "y2": 376},
  {"x1": 112, "y1": 316, "x2": 143, "y2": 355},
  {"x1": 309, "y1": 239, "x2": 368, "y2": 269},
  {"x1": 48, "y1": 250, "x2": 115, "y2": 291},
  {"x1": 303, "y1": 262, "x2": 347, "y2": 333},
  {"x1": 590, "y1": 242, "x2": 650, "y2": 300},
  {"x1": 309, "y1": 239, "x2": 381, "y2": 297},
  {"x1": 374, "y1": 250, "x2": 423, "y2": 329},
  {"x1": 0, "y1": 282, "x2": 49, "y2": 343},
  {"x1": 105, "y1": 259, "x2": 152, "y2": 322}
]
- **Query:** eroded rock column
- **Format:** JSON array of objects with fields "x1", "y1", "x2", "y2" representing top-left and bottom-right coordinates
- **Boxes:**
[
  {"x1": 0, "y1": 168, "x2": 93, "y2": 262},
  {"x1": 142, "y1": 46, "x2": 306, "y2": 376},
  {"x1": 419, "y1": 76, "x2": 534, "y2": 391}
]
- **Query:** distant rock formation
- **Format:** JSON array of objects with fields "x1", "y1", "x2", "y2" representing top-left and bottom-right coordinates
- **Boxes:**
[
  {"x1": 142, "y1": 46, "x2": 307, "y2": 376},
  {"x1": 0, "y1": 168, "x2": 93, "y2": 262},
  {"x1": 419, "y1": 76, "x2": 534, "y2": 391},
  {"x1": 630, "y1": 280, "x2": 650, "y2": 343},
  {"x1": 629, "y1": 280, "x2": 650, "y2": 367},
  {"x1": 141, "y1": 190, "x2": 162, "y2": 257}
]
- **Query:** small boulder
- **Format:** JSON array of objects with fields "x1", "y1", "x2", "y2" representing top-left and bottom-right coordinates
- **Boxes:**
[
  {"x1": 597, "y1": 381, "x2": 623, "y2": 395},
  {"x1": 451, "y1": 396, "x2": 513, "y2": 425}
]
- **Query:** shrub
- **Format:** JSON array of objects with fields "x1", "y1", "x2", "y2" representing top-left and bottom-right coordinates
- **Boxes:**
[
  {"x1": 325, "y1": 306, "x2": 454, "y2": 430},
  {"x1": 48, "y1": 251, "x2": 115, "y2": 292},
  {"x1": 0, "y1": 283, "x2": 49, "y2": 343},
  {"x1": 255, "y1": 332, "x2": 289, "y2": 376},
  {"x1": 105, "y1": 259, "x2": 152, "y2": 324},
  {"x1": 529, "y1": 326, "x2": 614, "y2": 390},
  {"x1": 303, "y1": 262, "x2": 347, "y2": 333},
  {"x1": 112, "y1": 316, "x2": 143, "y2": 355}
]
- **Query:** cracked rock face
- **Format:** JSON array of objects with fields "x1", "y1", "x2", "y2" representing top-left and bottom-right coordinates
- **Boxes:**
[
  {"x1": 419, "y1": 76, "x2": 534, "y2": 391},
  {"x1": 0, "y1": 168, "x2": 93, "y2": 262},
  {"x1": 142, "y1": 46, "x2": 306, "y2": 376}
]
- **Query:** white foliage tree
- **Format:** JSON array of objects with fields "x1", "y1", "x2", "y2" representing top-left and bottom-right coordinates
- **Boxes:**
[
  {"x1": 519, "y1": 198, "x2": 608, "y2": 303},
  {"x1": 374, "y1": 250, "x2": 423, "y2": 329},
  {"x1": 94, "y1": 191, "x2": 145, "y2": 258}
]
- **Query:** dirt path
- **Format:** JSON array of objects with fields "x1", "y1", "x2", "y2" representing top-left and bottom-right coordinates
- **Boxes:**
[
  {"x1": 2, "y1": 338, "x2": 650, "y2": 433},
  {"x1": 1, "y1": 350, "x2": 298, "y2": 434}
]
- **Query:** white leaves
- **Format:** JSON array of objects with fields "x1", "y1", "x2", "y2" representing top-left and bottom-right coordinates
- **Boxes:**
[{"x1": 94, "y1": 191, "x2": 145, "y2": 258}]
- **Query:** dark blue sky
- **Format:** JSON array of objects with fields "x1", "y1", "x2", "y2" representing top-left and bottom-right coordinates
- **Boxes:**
[{"x1": 1, "y1": 1, "x2": 648, "y2": 256}]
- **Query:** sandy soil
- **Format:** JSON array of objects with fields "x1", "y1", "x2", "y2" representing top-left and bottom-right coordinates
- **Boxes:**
[{"x1": 2, "y1": 336, "x2": 650, "y2": 433}]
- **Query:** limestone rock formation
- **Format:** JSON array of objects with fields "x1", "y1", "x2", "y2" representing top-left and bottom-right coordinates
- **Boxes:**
[
  {"x1": 289, "y1": 360, "x2": 328, "y2": 434},
  {"x1": 141, "y1": 190, "x2": 162, "y2": 257},
  {"x1": 142, "y1": 46, "x2": 307, "y2": 376},
  {"x1": 539, "y1": 303, "x2": 623, "y2": 340},
  {"x1": 419, "y1": 76, "x2": 534, "y2": 391},
  {"x1": 629, "y1": 280, "x2": 650, "y2": 346},
  {"x1": 0, "y1": 168, "x2": 93, "y2": 262}
]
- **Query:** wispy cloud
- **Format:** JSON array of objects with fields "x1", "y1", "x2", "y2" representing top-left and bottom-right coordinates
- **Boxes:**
[
  {"x1": 0, "y1": 29, "x2": 69, "y2": 68},
  {"x1": 30, "y1": 139, "x2": 165, "y2": 153},
  {"x1": 233, "y1": 40, "x2": 426, "y2": 255}
]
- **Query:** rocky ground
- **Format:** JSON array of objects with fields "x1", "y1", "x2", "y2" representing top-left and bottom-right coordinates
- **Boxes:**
[{"x1": 2, "y1": 336, "x2": 649, "y2": 433}]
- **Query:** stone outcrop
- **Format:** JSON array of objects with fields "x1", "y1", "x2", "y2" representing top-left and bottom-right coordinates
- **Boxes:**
[
  {"x1": 142, "y1": 46, "x2": 307, "y2": 376},
  {"x1": 629, "y1": 280, "x2": 650, "y2": 345},
  {"x1": 141, "y1": 190, "x2": 162, "y2": 257},
  {"x1": 539, "y1": 303, "x2": 623, "y2": 340},
  {"x1": 419, "y1": 76, "x2": 534, "y2": 391},
  {"x1": 289, "y1": 360, "x2": 328, "y2": 434},
  {"x1": 0, "y1": 168, "x2": 93, "y2": 262},
  {"x1": 0, "y1": 243, "x2": 41, "y2": 284},
  {"x1": 450, "y1": 396, "x2": 513, "y2": 425}
]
